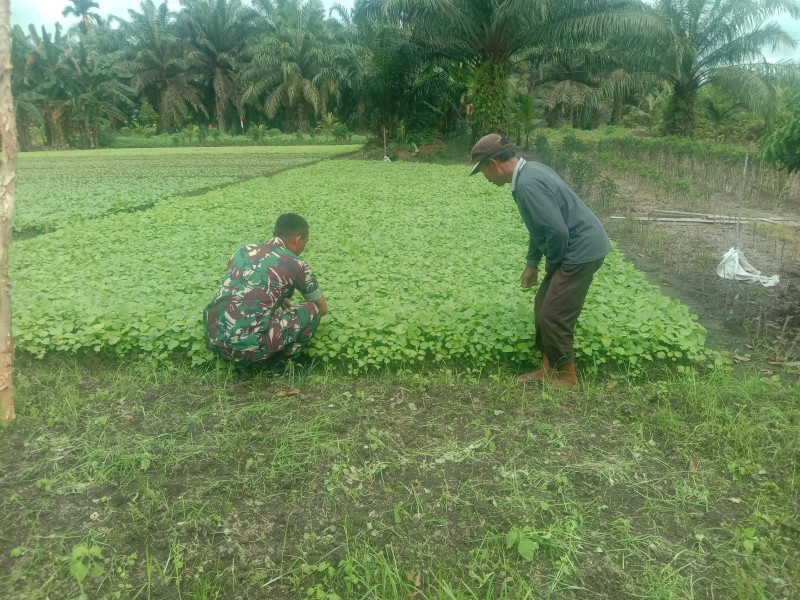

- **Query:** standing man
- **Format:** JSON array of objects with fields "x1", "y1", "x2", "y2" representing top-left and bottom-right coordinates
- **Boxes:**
[
  {"x1": 470, "y1": 134, "x2": 611, "y2": 388},
  {"x1": 204, "y1": 213, "x2": 328, "y2": 372}
]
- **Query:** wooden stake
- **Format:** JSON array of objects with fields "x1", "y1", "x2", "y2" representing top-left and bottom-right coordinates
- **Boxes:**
[{"x1": 0, "y1": 0, "x2": 18, "y2": 424}]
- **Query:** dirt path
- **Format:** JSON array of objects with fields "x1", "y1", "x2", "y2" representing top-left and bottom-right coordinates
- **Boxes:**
[{"x1": 605, "y1": 175, "x2": 800, "y2": 370}]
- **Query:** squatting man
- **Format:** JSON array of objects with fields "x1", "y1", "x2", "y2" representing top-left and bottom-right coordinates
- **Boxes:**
[{"x1": 204, "y1": 213, "x2": 328, "y2": 373}]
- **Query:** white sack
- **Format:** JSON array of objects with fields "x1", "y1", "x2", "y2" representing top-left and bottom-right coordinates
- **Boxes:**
[{"x1": 716, "y1": 247, "x2": 780, "y2": 287}]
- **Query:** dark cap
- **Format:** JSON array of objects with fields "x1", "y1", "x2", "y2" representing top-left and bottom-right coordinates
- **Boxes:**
[{"x1": 469, "y1": 134, "x2": 510, "y2": 176}]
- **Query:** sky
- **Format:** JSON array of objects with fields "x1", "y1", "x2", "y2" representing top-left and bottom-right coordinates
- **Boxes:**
[
  {"x1": 10, "y1": 0, "x2": 355, "y2": 28},
  {"x1": 10, "y1": 0, "x2": 799, "y2": 61}
]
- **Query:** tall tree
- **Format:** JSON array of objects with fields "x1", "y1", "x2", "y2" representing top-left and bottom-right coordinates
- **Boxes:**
[
  {"x1": 241, "y1": 0, "x2": 337, "y2": 131},
  {"x1": 24, "y1": 25, "x2": 76, "y2": 149},
  {"x1": 70, "y1": 43, "x2": 134, "y2": 148},
  {"x1": 653, "y1": 0, "x2": 800, "y2": 136},
  {"x1": 10, "y1": 26, "x2": 44, "y2": 151},
  {"x1": 357, "y1": 0, "x2": 670, "y2": 138},
  {"x1": 62, "y1": 0, "x2": 102, "y2": 34},
  {"x1": 0, "y1": 0, "x2": 18, "y2": 424},
  {"x1": 122, "y1": 0, "x2": 206, "y2": 132},
  {"x1": 178, "y1": 0, "x2": 258, "y2": 133}
]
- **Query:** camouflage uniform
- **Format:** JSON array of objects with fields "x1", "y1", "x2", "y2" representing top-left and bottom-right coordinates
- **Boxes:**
[{"x1": 204, "y1": 237, "x2": 324, "y2": 363}]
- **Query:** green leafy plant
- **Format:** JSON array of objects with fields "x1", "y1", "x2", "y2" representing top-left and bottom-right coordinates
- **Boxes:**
[
  {"x1": 14, "y1": 145, "x2": 361, "y2": 233},
  {"x1": 316, "y1": 113, "x2": 341, "y2": 137},
  {"x1": 67, "y1": 543, "x2": 105, "y2": 587},
  {"x1": 12, "y1": 161, "x2": 710, "y2": 373}
]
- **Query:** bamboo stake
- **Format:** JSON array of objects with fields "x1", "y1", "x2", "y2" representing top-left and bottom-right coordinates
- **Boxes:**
[{"x1": 0, "y1": 0, "x2": 18, "y2": 424}]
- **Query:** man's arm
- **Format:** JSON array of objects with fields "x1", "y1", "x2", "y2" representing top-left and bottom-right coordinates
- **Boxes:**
[
  {"x1": 314, "y1": 296, "x2": 328, "y2": 316},
  {"x1": 526, "y1": 234, "x2": 543, "y2": 269},
  {"x1": 295, "y1": 259, "x2": 327, "y2": 316}
]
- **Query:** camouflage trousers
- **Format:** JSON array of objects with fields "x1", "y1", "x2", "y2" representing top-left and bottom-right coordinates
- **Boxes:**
[{"x1": 210, "y1": 301, "x2": 321, "y2": 364}]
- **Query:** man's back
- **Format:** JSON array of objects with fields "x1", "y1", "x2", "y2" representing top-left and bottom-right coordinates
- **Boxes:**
[
  {"x1": 204, "y1": 237, "x2": 321, "y2": 352},
  {"x1": 512, "y1": 160, "x2": 611, "y2": 268}
]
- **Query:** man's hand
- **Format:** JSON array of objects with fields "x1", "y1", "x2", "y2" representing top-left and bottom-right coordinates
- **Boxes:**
[{"x1": 521, "y1": 267, "x2": 538, "y2": 288}]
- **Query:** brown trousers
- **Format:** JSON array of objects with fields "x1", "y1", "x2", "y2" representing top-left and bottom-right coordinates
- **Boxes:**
[{"x1": 534, "y1": 258, "x2": 605, "y2": 369}]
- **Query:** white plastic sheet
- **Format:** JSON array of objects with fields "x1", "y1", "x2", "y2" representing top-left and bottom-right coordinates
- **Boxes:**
[{"x1": 716, "y1": 247, "x2": 780, "y2": 287}]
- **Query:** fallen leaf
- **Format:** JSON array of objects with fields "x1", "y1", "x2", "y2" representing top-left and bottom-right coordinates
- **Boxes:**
[
  {"x1": 733, "y1": 354, "x2": 751, "y2": 362},
  {"x1": 124, "y1": 415, "x2": 134, "y2": 421},
  {"x1": 745, "y1": 344, "x2": 753, "y2": 349},
  {"x1": 688, "y1": 460, "x2": 697, "y2": 472},
  {"x1": 276, "y1": 388, "x2": 300, "y2": 398},
  {"x1": 728, "y1": 497, "x2": 742, "y2": 504}
]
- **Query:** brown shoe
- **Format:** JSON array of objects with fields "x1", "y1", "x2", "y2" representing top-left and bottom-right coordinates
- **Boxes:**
[
  {"x1": 550, "y1": 362, "x2": 579, "y2": 388},
  {"x1": 517, "y1": 353, "x2": 556, "y2": 383}
]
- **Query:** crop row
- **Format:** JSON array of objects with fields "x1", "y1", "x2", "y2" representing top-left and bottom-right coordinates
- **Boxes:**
[{"x1": 15, "y1": 145, "x2": 361, "y2": 233}]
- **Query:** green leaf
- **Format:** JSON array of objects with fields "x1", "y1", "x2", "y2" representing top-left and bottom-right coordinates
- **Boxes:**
[
  {"x1": 70, "y1": 560, "x2": 89, "y2": 583},
  {"x1": 517, "y1": 536, "x2": 537, "y2": 561},
  {"x1": 505, "y1": 530, "x2": 518, "y2": 550}
]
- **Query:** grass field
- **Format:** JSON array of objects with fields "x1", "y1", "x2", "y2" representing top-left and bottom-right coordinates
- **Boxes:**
[
  {"x1": 1, "y1": 142, "x2": 799, "y2": 600},
  {"x1": 1, "y1": 359, "x2": 798, "y2": 599}
]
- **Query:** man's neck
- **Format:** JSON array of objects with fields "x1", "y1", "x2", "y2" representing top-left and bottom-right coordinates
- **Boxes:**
[{"x1": 504, "y1": 157, "x2": 520, "y2": 185}]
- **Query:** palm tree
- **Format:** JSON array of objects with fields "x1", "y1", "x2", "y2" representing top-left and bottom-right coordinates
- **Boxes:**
[
  {"x1": 337, "y1": 23, "x2": 417, "y2": 135},
  {"x1": 759, "y1": 89, "x2": 800, "y2": 173},
  {"x1": 241, "y1": 1, "x2": 338, "y2": 132},
  {"x1": 315, "y1": 112, "x2": 340, "y2": 136},
  {"x1": 178, "y1": 0, "x2": 258, "y2": 133},
  {"x1": 62, "y1": 0, "x2": 101, "y2": 34},
  {"x1": 512, "y1": 91, "x2": 536, "y2": 148},
  {"x1": 652, "y1": 0, "x2": 800, "y2": 136},
  {"x1": 24, "y1": 24, "x2": 77, "y2": 149},
  {"x1": 357, "y1": 0, "x2": 670, "y2": 138},
  {"x1": 10, "y1": 26, "x2": 44, "y2": 151},
  {"x1": 121, "y1": 0, "x2": 207, "y2": 132},
  {"x1": 70, "y1": 43, "x2": 134, "y2": 148}
]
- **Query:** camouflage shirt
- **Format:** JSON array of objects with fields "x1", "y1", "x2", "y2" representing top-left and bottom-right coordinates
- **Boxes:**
[{"x1": 204, "y1": 237, "x2": 324, "y2": 352}]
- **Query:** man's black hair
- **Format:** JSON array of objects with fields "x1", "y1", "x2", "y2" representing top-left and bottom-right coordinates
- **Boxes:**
[
  {"x1": 492, "y1": 146, "x2": 516, "y2": 162},
  {"x1": 274, "y1": 213, "x2": 309, "y2": 239}
]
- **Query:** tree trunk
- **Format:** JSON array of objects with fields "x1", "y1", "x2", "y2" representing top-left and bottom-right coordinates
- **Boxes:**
[
  {"x1": 468, "y1": 62, "x2": 508, "y2": 140},
  {"x1": 158, "y1": 88, "x2": 171, "y2": 134},
  {"x1": 0, "y1": 0, "x2": 18, "y2": 424},
  {"x1": 663, "y1": 81, "x2": 697, "y2": 137},
  {"x1": 84, "y1": 117, "x2": 95, "y2": 149},
  {"x1": 17, "y1": 113, "x2": 31, "y2": 152},
  {"x1": 215, "y1": 92, "x2": 227, "y2": 135},
  {"x1": 48, "y1": 110, "x2": 67, "y2": 150},
  {"x1": 297, "y1": 104, "x2": 309, "y2": 133},
  {"x1": 613, "y1": 94, "x2": 624, "y2": 125}
]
